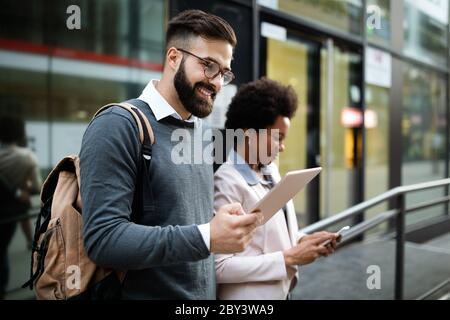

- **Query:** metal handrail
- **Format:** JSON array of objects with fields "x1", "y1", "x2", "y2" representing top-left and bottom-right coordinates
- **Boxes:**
[
  {"x1": 339, "y1": 209, "x2": 398, "y2": 244},
  {"x1": 416, "y1": 278, "x2": 450, "y2": 300},
  {"x1": 299, "y1": 178, "x2": 450, "y2": 300},
  {"x1": 301, "y1": 178, "x2": 450, "y2": 234}
]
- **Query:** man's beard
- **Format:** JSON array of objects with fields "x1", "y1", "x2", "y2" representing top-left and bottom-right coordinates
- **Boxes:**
[{"x1": 174, "y1": 60, "x2": 217, "y2": 118}]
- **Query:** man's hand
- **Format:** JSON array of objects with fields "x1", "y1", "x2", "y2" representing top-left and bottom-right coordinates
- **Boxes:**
[
  {"x1": 285, "y1": 233, "x2": 339, "y2": 266},
  {"x1": 210, "y1": 203, "x2": 262, "y2": 254}
]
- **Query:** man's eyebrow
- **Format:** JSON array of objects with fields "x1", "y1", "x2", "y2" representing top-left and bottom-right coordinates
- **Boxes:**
[{"x1": 204, "y1": 56, "x2": 231, "y2": 71}]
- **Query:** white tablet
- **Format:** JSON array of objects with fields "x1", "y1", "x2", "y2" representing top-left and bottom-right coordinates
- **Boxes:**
[{"x1": 250, "y1": 167, "x2": 322, "y2": 225}]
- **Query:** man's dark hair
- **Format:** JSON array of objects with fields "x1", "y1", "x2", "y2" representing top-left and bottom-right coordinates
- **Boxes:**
[
  {"x1": 225, "y1": 78, "x2": 298, "y2": 130},
  {"x1": 0, "y1": 116, "x2": 26, "y2": 146},
  {"x1": 166, "y1": 9, "x2": 237, "y2": 50}
]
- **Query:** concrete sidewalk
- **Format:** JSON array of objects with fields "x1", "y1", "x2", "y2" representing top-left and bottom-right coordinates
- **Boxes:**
[{"x1": 291, "y1": 237, "x2": 450, "y2": 300}]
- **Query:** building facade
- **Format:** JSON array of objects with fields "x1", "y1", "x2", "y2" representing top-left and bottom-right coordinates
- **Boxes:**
[{"x1": 1, "y1": 0, "x2": 449, "y2": 229}]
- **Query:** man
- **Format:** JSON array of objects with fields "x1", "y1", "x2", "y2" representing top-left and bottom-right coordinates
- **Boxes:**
[
  {"x1": 214, "y1": 78, "x2": 339, "y2": 299},
  {"x1": 79, "y1": 10, "x2": 260, "y2": 299}
]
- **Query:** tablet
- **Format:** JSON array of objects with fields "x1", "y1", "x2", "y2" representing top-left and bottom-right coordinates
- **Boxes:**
[{"x1": 250, "y1": 167, "x2": 322, "y2": 225}]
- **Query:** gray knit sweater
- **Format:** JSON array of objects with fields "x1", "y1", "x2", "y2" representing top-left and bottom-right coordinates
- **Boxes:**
[{"x1": 79, "y1": 99, "x2": 215, "y2": 299}]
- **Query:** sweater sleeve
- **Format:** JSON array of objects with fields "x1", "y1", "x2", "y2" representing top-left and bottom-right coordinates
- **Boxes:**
[{"x1": 79, "y1": 107, "x2": 209, "y2": 270}]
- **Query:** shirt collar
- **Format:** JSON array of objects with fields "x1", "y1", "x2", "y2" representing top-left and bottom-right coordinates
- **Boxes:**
[
  {"x1": 138, "y1": 79, "x2": 197, "y2": 123},
  {"x1": 227, "y1": 149, "x2": 272, "y2": 187}
]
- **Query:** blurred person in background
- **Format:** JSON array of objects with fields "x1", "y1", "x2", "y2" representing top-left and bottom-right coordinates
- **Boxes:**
[{"x1": 0, "y1": 115, "x2": 41, "y2": 299}]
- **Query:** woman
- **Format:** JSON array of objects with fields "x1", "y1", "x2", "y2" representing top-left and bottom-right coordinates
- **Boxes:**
[{"x1": 214, "y1": 78, "x2": 339, "y2": 300}]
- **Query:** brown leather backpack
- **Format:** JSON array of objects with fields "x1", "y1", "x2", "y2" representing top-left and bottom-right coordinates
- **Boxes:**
[{"x1": 22, "y1": 102, "x2": 154, "y2": 299}]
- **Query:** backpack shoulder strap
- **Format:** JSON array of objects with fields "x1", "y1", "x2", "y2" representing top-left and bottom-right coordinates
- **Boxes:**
[
  {"x1": 93, "y1": 102, "x2": 154, "y2": 224},
  {"x1": 120, "y1": 102, "x2": 154, "y2": 147},
  {"x1": 93, "y1": 102, "x2": 155, "y2": 147}
]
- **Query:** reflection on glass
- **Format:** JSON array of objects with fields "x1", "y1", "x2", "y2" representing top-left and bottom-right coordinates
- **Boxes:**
[
  {"x1": 266, "y1": 38, "x2": 308, "y2": 225},
  {"x1": 402, "y1": 63, "x2": 447, "y2": 224},
  {"x1": 320, "y1": 47, "x2": 362, "y2": 218},
  {"x1": 0, "y1": 0, "x2": 45, "y2": 44},
  {"x1": 365, "y1": 84, "x2": 389, "y2": 225},
  {"x1": 50, "y1": 74, "x2": 130, "y2": 122},
  {"x1": 0, "y1": 68, "x2": 47, "y2": 121},
  {"x1": 278, "y1": 0, "x2": 363, "y2": 35},
  {"x1": 366, "y1": 0, "x2": 391, "y2": 45},
  {"x1": 403, "y1": 0, "x2": 449, "y2": 66},
  {"x1": 50, "y1": 74, "x2": 137, "y2": 171},
  {"x1": 138, "y1": 0, "x2": 166, "y2": 63},
  {"x1": 0, "y1": 0, "x2": 165, "y2": 65}
]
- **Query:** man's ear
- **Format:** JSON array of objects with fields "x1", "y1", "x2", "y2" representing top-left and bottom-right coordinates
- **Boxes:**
[{"x1": 166, "y1": 47, "x2": 181, "y2": 71}]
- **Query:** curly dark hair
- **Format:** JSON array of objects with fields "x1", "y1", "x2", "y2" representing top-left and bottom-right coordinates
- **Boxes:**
[{"x1": 225, "y1": 78, "x2": 298, "y2": 130}]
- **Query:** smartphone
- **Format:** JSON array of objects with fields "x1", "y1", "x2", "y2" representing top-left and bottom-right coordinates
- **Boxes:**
[{"x1": 321, "y1": 225, "x2": 350, "y2": 247}]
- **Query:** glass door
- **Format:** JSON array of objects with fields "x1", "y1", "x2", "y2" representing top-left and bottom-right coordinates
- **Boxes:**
[
  {"x1": 320, "y1": 43, "x2": 363, "y2": 219},
  {"x1": 262, "y1": 33, "x2": 321, "y2": 226},
  {"x1": 262, "y1": 25, "x2": 363, "y2": 226}
]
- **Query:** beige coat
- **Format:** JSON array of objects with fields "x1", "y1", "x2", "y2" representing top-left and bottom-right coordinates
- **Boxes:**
[{"x1": 214, "y1": 151, "x2": 304, "y2": 300}]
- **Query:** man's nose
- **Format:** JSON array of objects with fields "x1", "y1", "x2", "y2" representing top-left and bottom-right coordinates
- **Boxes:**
[
  {"x1": 209, "y1": 73, "x2": 223, "y2": 91},
  {"x1": 279, "y1": 143, "x2": 285, "y2": 153}
]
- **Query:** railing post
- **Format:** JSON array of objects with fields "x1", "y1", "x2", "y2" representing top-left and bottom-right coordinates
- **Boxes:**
[{"x1": 395, "y1": 193, "x2": 405, "y2": 300}]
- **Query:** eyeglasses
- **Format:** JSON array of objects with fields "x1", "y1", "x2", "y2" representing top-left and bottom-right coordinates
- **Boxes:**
[{"x1": 176, "y1": 48, "x2": 235, "y2": 85}]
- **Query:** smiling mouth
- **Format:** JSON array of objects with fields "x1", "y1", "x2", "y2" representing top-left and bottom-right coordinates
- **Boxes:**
[{"x1": 196, "y1": 85, "x2": 215, "y2": 99}]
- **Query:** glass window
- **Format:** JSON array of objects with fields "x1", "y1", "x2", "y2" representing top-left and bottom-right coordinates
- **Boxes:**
[
  {"x1": 365, "y1": 84, "x2": 389, "y2": 228},
  {"x1": 50, "y1": 75, "x2": 131, "y2": 123},
  {"x1": 320, "y1": 46, "x2": 363, "y2": 217},
  {"x1": 138, "y1": 0, "x2": 165, "y2": 64},
  {"x1": 0, "y1": 68, "x2": 47, "y2": 121},
  {"x1": 48, "y1": 0, "x2": 131, "y2": 58},
  {"x1": 278, "y1": 0, "x2": 363, "y2": 36},
  {"x1": 49, "y1": 74, "x2": 135, "y2": 169},
  {"x1": 404, "y1": 0, "x2": 449, "y2": 67},
  {"x1": 266, "y1": 37, "x2": 310, "y2": 225},
  {"x1": 0, "y1": 0, "x2": 45, "y2": 44},
  {"x1": 0, "y1": 0, "x2": 166, "y2": 66},
  {"x1": 366, "y1": 0, "x2": 391, "y2": 45},
  {"x1": 402, "y1": 63, "x2": 447, "y2": 225}
]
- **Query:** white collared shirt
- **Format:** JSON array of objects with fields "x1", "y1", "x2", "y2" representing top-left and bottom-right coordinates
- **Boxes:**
[
  {"x1": 137, "y1": 79, "x2": 211, "y2": 251},
  {"x1": 138, "y1": 79, "x2": 197, "y2": 123}
]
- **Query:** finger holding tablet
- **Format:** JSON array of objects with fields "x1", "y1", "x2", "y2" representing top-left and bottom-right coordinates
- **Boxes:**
[{"x1": 250, "y1": 167, "x2": 322, "y2": 226}]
